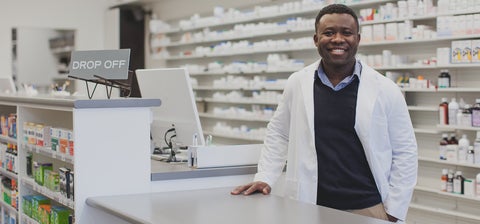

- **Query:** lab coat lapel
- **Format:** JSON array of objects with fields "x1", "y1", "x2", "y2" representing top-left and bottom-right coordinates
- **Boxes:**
[
  {"x1": 354, "y1": 62, "x2": 380, "y2": 152},
  {"x1": 300, "y1": 61, "x2": 319, "y2": 141}
]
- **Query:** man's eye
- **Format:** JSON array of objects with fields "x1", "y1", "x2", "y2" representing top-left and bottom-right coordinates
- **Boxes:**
[
  {"x1": 342, "y1": 31, "x2": 354, "y2": 36},
  {"x1": 323, "y1": 31, "x2": 334, "y2": 36}
]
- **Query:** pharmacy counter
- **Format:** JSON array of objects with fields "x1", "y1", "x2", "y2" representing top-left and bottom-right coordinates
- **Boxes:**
[
  {"x1": 86, "y1": 187, "x2": 392, "y2": 224},
  {"x1": 151, "y1": 160, "x2": 257, "y2": 181}
]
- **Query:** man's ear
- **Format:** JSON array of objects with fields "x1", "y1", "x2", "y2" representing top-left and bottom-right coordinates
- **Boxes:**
[{"x1": 313, "y1": 34, "x2": 319, "y2": 47}]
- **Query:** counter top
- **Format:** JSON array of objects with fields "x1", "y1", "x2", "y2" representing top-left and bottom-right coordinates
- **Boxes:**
[
  {"x1": 86, "y1": 187, "x2": 392, "y2": 224},
  {"x1": 0, "y1": 94, "x2": 160, "y2": 109},
  {"x1": 151, "y1": 160, "x2": 257, "y2": 181}
]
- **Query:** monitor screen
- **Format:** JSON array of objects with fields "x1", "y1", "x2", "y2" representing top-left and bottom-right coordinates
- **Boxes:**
[{"x1": 135, "y1": 68, "x2": 205, "y2": 149}]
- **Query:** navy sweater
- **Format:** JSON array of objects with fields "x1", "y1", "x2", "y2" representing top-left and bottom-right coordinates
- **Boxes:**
[{"x1": 314, "y1": 75, "x2": 381, "y2": 210}]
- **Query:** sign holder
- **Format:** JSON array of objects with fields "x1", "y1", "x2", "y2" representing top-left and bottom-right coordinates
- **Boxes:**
[
  {"x1": 67, "y1": 49, "x2": 131, "y2": 99},
  {"x1": 68, "y1": 73, "x2": 132, "y2": 99}
]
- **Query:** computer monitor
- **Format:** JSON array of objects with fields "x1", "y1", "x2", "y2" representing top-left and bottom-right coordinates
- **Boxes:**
[{"x1": 135, "y1": 68, "x2": 205, "y2": 150}]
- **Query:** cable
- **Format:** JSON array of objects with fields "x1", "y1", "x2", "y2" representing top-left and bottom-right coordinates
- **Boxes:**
[{"x1": 163, "y1": 126, "x2": 176, "y2": 147}]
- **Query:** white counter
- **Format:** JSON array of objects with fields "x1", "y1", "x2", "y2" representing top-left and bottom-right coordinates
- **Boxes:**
[{"x1": 87, "y1": 187, "x2": 393, "y2": 224}]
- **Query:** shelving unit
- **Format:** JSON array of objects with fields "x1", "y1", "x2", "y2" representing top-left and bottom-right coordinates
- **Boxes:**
[
  {"x1": 147, "y1": 0, "x2": 480, "y2": 223},
  {"x1": 0, "y1": 95, "x2": 159, "y2": 224}
]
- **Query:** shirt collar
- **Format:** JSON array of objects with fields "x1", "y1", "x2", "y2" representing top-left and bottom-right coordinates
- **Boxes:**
[{"x1": 316, "y1": 60, "x2": 362, "y2": 91}]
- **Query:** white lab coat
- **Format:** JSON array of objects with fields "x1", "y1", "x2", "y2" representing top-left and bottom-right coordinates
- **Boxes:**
[{"x1": 254, "y1": 60, "x2": 417, "y2": 221}]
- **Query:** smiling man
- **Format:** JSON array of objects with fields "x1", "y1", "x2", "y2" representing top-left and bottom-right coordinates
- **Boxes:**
[{"x1": 231, "y1": 4, "x2": 418, "y2": 223}]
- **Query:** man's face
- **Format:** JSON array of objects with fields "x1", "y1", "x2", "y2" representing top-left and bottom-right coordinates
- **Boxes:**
[{"x1": 313, "y1": 13, "x2": 360, "y2": 67}]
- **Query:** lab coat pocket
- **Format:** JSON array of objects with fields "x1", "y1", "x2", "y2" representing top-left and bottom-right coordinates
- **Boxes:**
[
  {"x1": 370, "y1": 114, "x2": 390, "y2": 153},
  {"x1": 284, "y1": 179, "x2": 299, "y2": 200}
]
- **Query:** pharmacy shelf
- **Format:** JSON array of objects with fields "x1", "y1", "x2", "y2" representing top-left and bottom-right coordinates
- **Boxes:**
[
  {"x1": 401, "y1": 87, "x2": 480, "y2": 93},
  {"x1": 0, "y1": 200, "x2": 18, "y2": 214},
  {"x1": 21, "y1": 214, "x2": 39, "y2": 224},
  {"x1": 202, "y1": 97, "x2": 279, "y2": 105},
  {"x1": 0, "y1": 167, "x2": 17, "y2": 180},
  {"x1": 414, "y1": 127, "x2": 442, "y2": 134},
  {"x1": 409, "y1": 203, "x2": 480, "y2": 221},
  {"x1": 361, "y1": 34, "x2": 480, "y2": 47},
  {"x1": 374, "y1": 63, "x2": 480, "y2": 70},
  {"x1": 154, "y1": 0, "x2": 394, "y2": 34},
  {"x1": 199, "y1": 112, "x2": 271, "y2": 122},
  {"x1": 190, "y1": 69, "x2": 298, "y2": 76},
  {"x1": 155, "y1": 27, "x2": 312, "y2": 48},
  {"x1": 436, "y1": 124, "x2": 480, "y2": 132},
  {"x1": 203, "y1": 130, "x2": 264, "y2": 142},
  {"x1": 415, "y1": 185, "x2": 480, "y2": 202},
  {"x1": 21, "y1": 177, "x2": 74, "y2": 210},
  {"x1": 407, "y1": 105, "x2": 438, "y2": 112},
  {"x1": 23, "y1": 143, "x2": 74, "y2": 164},
  {"x1": 193, "y1": 86, "x2": 284, "y2": 91},
  {"x1": 361, "y1": 8, "x2": 480, "y2": 26},
  {"x1": 164, "y1": 33, "x2": 480, "y2": 61},
  {"x1": 164, "y1": 45, "x2": 313, "y2": 60},
  {"x1": 156, "y1": 9, "x2": 480, "y2": 49},
  {"x1": 418, "y1": 156, "x2": 480, "y2": 169},
  {"x1": 0, "y1": 135, "x2": 17, "y2": 144}
]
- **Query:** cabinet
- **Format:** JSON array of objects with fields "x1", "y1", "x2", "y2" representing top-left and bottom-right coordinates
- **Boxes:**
[
  {"x1": 0, "y1": 95, "x2": 159, "y2": 224},
  {"x1": 148, "y1": 0, "x2": 480, "y2": 223}
]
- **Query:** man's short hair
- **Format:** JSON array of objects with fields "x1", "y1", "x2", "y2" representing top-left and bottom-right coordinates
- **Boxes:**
[{"x1": 315, "y1": 4, "x2": 359, "y2": 33}]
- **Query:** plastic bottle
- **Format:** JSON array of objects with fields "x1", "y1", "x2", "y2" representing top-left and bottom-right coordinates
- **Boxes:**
[
  {"x1": 439, "y1": 133, "x2": 449, "y2": 160},
  {"x1": 458, "y1": 134, "x2": 470, "y2": 163},
  {"x1": 460, "y1": 104, "x2": 472, "y2": 126},
  {"x1": 467, "y1": 146, "x2": 475, "y2": 164},
  {"x1": 447, "y1": 172, "x2": 454, "y2": 193},
  {"x1": 454, "y1": 171, "x2": 464, "y2": 194},
  {"x1": 474, "y1": 131, "x2": 480, "y2": 164},
  {"x1": 441, "y1": 168, "x2": 448, "y2": 192},
  {"x1": 472, "y1": 99, "x2": 480, "y2": 127},
  {"x1": 459, "y1": 98, "x2": 466, "y2": 110},
  {"x1": 438, "y1": 69, "x2": 451, "y2": 88},
  {"x1": 417, "y1": 0, "x2": 425, "y2": 15},
  {"x1": 439, "y1": 98, "x2": 449, "y2": 125},
  {"x1": 448, "y1": 98, "x2": 459, "y2": 125},
  {"x1": 446, "y1": 133, "x2": 458, "y2": 161}
]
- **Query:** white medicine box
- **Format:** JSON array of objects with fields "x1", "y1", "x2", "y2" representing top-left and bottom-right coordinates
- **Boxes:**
[
  {"x1": 451, "y1": 40, "x2": 472, "y2": 63},
  {"x1": 471, "y1": 39, "x2": 480, "y2": 63}
]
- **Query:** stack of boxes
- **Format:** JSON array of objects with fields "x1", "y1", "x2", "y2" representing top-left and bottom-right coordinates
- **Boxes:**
[
  {"x1": 451, "y1": 39, "x2": 480, "y2": 64},
  {"x1": 22, "y1": 195, "x2": 72, "y2": 224},
  {"x1": 22, "y1": 121, "x2": 75, "y2": 223}
]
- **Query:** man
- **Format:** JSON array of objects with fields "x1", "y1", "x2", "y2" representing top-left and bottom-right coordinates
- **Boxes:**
[{"x1": 231, "y1": 4, "x2": 417, "y2": 223}]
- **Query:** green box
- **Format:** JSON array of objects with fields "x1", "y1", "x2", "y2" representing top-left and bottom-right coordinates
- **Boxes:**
[
  {"x1": 45, "y1": 171, "x2": 60, "y2": 192},
  {"x1": 22, "y1": 195, "x2": 34, "y2": 218},
  {"x1": 31, "y1": 195, "x2": 50, "y2": 221},
  {"x1": 38, "y1": 204, "x2": 51, "y2": 224},
  {"x1": 50, "y1": 206, "x2": 71, "y2": 224},
  {"x1": 35, "y1": 163, "x2": 53, "y2": 186},
  {"x1": 3, "y1": 188, "x2": 11, "y2": 205}
]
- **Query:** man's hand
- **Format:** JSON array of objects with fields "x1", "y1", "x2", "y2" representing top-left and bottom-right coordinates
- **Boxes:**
[
  {"x1": 386, "y1": 213, "x2": 398, "y2": 223},
  {"x1": 230, "y1": 181, "x2": 271, "y2": 195}
]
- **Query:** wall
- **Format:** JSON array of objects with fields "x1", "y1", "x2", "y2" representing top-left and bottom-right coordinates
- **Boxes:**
[{"x1": 0, "y1": 0, "x2": 110, "y2": 79}]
